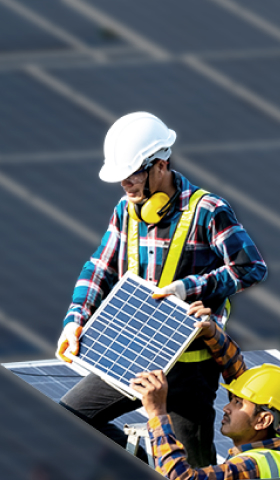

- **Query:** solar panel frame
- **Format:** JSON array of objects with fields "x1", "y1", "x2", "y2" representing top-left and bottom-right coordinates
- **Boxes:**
[{"x1": 61, "y1": 271, "x2": 209, "y2": 400}]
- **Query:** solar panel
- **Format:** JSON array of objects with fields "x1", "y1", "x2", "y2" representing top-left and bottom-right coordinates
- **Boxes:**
[
  {"x1": 3, "y1": 348, "x2": 280, "y2": 463},
  {"x1": 1, "y1": 359, "x2": 89, "y2": 403},
  {"x1": 61, "y1": 271, "x2": 208, "y2": 400}
]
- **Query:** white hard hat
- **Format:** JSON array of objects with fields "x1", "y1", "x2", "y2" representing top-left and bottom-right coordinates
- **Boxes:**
[{"x1": 99, "y1": 111, "x2": 176, "y2": 183}]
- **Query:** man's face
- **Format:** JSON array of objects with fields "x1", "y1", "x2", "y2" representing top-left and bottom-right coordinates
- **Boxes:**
[
  {"x1": 121, "y1": 167, "x2": 148, "y2": 204},
  {"x1": 121, "y1": 161, "x2": 166, "y2": 204},
  {"x1": 221, "y1": 394, "x2": 259, "y2": 446}
]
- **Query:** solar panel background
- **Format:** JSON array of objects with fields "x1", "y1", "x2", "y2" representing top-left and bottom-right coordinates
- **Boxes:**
[
  {"x1": 64, "y1": 272, "x2": 204, "y2": 399},
  {"x1": 0, "y1": 0, "x2": 279, "y2": 367},
  {"x1": 1, "y1": 0, "x2": 280, "y2": 474},
  {"x1": 4, "y1": 347, "x2": 280, "y2": 463},
  {"x1": 0, "y1": 365, "x2": 162, "y2": 480},
  {"x1": 3, "y1": 359, "x2": 88, "y2": 403},
  {"x1": 2, "y1": 358, "x2": 149, "y2": 453}
]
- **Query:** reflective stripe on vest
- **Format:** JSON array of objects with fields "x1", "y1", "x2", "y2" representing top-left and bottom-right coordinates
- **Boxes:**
[
  {"x1": 127, "y1": 214, "x2": 139, "y2": 275},
  {"x1": 234, "y1": 448, "x2": 280, "y2": 479},
  {"x1": 127, "y1": 189, "x2": 230, "y2": 363},
  {"x1": 157, "y1": 189, "x2": 208, "y2": 290}
]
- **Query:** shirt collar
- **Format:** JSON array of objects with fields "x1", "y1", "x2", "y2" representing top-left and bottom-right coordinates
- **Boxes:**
[
  {"x1": 228, "y1": 437, "x2": 280, "y2": 458},
  {"x1": 173, "y1": 171, "x2": 198, "y2": 212}
]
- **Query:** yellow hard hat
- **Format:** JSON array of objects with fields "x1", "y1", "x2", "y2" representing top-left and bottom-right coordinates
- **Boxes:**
[{"x1": 221, "y1": 363, "x2": 280, "y2": 411}]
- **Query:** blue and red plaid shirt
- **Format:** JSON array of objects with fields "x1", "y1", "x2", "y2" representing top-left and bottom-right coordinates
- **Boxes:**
[
  {"x1": 148, "y1": 325, "x2": 280, "y2": 479},
  {"x1": 63, "y1": 172, "x2": 267, "y2": 327}
]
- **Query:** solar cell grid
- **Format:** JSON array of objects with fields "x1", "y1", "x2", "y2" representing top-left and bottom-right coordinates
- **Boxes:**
[
  {"x1": 63, "y1": 272, "x2": 206, "y2": 399},
  {"x1": 1, "y1": 360, "x2": 88, "y2": 403}
]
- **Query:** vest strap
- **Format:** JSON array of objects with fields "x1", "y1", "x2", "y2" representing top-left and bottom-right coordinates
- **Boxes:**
[
  {"x1": 127, "y1": 215, "x2": 139, "y2": 275},
  {"x1": 178, "y1": 349, "x2": 212, "y2": 363},
  {"x1": 127, "y1": 189, "x2": 230, "y2": 364},
  {"x1": 159, "y1": 189, "x2": 211, "y2": 363},
  {"x1": 158, "y1": 189, "x2": 208, "y2": 288}
]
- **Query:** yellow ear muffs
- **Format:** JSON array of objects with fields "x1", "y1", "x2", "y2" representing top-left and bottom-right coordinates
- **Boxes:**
[
  {"x1": 128, "y1": 192, "x2": 171, "y2": 224},
  {"x1": 141, "y1": 192, "x2": 170, "y2": 224},
  {"x1": 127, "y1": 201, "x2": 141, "y2": 221}
]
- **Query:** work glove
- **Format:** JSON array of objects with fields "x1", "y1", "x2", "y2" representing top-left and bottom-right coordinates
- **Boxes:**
[
  {"x1": 56, "y1": 322, "x2": 83, "y2": 363},
  {"x1": 152, "y1": 280, "x2": 187, "y2": 301}
]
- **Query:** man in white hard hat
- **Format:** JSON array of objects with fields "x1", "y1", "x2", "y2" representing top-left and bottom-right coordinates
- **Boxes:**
[
  {"x1": 56, "y1": 112, "x2": 267, "y2": 466},
  {"x1": 131, "y1": 302, "x2": 280, "y2": 480}
]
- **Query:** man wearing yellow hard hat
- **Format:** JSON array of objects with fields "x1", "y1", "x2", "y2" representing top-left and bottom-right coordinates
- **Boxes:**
[{"x1": 131, "y1": 302, "x2": 280, "y2": 480}]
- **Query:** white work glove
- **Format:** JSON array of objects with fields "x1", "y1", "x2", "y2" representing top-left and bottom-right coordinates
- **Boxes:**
[
  {"x1": 152, "y1": 280, "x2": 187, "y2": 301},
  {"x1": 56, "y1": 322, "x2": 83, "y2": 363}
]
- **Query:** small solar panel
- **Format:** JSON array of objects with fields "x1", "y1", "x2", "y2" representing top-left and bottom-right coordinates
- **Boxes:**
[{"x1": 62, "y1": 271, "x2": 208, "y2": 399}]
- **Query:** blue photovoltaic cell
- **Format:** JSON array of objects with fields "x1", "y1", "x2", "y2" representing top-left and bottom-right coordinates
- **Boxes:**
[
  {"x1": 65, "y1": 272, "x2": 201, "y2": 398},
  {"x1": 2, "y1": 361, "x2": 84, "y2": 403},
  {"x1": 2, "y1": 359, "x2": 148, "y2": 449}
]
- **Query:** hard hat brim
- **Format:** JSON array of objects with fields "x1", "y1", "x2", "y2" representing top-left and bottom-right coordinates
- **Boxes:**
[{"x1": 99, "y1": 164, "x2": 137, "y2": 183}]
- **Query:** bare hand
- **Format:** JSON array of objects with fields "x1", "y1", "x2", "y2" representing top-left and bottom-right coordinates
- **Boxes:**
[
  {"x1": 130, "y1": 370, "x2": 168, "y2": 419},
  {"x1": 188, "y1": 301, "x2": 216, "y2": 339}
]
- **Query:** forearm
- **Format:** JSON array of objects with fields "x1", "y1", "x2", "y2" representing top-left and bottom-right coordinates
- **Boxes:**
[
  {"x1": 63, "y1": 213, "x2": 121, "y2": 327},
  {"x1": 203, "y1": 323, "x2": 247, "y2": 383},
  {"x1": 147, "y1": 415, "x2": 247, "y2": 480},
  {"x1": 148, "y1": 415, "x2": 198, "y2": 480},
  {"x1": 182, "y1": 202, "x2": 267, "y2": 304},
  {"x1": 63, "y1": 256, "x2": 119, "y2": 327},
  {"x1": 182, "y1": 257, "x2": 267, "y2": 306}
]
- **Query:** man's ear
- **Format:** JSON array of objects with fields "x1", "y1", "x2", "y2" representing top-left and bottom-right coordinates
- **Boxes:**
[
  {"x1": 254, "y1": 411, "x2": 274, "y2": 431},
  {"x1": 156, "y1": 159, "x2": 167, "y2": 172}
]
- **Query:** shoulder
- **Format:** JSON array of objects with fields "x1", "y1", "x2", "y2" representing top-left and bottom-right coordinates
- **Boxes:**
[
  {"x1": 199, "y1": 192, "x2": 233, "y2": 211},
  {"x1": 222, "y1": 453, "x2": 259, "y2": 477},
  {"x1": 191, "y1": 192, "x2": 237, "y2": 227},
  {"x1": 177, "y1": 172, "x2": 234, "y2": 214}
]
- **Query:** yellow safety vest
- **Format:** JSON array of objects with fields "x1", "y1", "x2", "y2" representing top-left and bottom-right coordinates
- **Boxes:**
[
  {"x1": 127, "y1": 189, "x2": 230, "y2": 363},
  {"x1": 234, "y1": 448, "x2": 280, "y2": 479}
]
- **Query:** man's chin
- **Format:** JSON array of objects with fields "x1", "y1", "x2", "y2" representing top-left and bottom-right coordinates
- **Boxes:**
[
  {"x1": 127, "y1": 194, "x2": 145, "y2": 204},
  {"x1": 220, "y1": 424, "x2": 229, "y2": 437}
]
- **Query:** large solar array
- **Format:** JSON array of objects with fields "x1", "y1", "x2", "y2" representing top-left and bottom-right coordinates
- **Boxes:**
[
  {"x1": 3, "y1": 348, "x2": 280, "y2": 463},
  {"x1": 63, "y1": 272, "x2": 206, "y2": 399}
]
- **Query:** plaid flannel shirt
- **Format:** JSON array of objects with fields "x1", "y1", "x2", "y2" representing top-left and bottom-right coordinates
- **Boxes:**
[
  {"x1": 63, "y1": 172, "x2": 267, "y2": 327},
  {"x1": 148, "y1": 415, "x2": 280, "y2": 480},
  {"x1": 148, "y1": 324, "x2": 280, "y2": 479}
]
